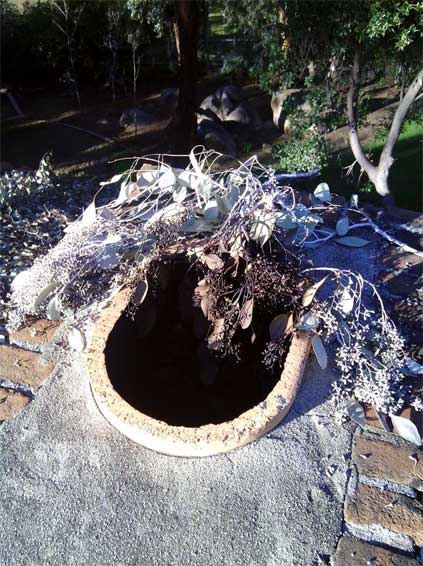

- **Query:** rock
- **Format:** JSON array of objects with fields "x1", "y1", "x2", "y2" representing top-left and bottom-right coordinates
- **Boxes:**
[
  {"x1": 226, "y1": 103, "x2": 253, "y2": 125},
  {"x1": 334, "y1": 536, "x2": 418, "y2": 566},
  {"x1": 0, "y1": 388, "x2": 31, "y2": 422},
  {"x1": 197, "y1": 85, "x2": 262, "y2": 153},
  {"x1": 344, "y1": 482, "x2": 423, "y2": 545},
  {"x1": 352, "y1": 436, "x2": 423, "y2": 491},
  {"x1": 0, "y1": 344, "x2": 55, "y2": 390},
  {"x1": 9, "y1": 318, "x2": 60, "y2": 351},
  {"x1": 271, "y1": 88, "x2": 311, "y2": 132},
  {"x1": 119, "y1": 108, "x2": 155, "y2": 128},
  {"x1": 197, "y1": 117, "x2": 237, "y2": 155}
]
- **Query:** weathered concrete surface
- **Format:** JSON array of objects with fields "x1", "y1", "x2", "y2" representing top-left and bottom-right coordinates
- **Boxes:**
[
  {"x1": 0, "y1": 237, "x2": 383, "y2": 566},
  {"x1": 0, "y1": 351, "x2": 352, "y2": 566}
]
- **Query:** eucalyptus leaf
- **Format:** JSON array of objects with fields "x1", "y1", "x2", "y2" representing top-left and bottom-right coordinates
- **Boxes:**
[
  {"x1": 203, "y1": 200, "x2": 219, "y2": 221},
  {"x1": 133, "y1": 280, "x2": 148, "y2": 306},
  {"x1": 336, "y1": 217, "x2": 350, "y2": 236},
  {"x1": 250, "y1": 211, "x2": 275, "y2": 246},
  {"x1": 11, "y1": 269, "x2": 29, "y2": 292},
  {"x1": 350, "y1": 194, "x2": 359, "y2": 207},
  {"x1": 314, "y1": 182, "x2": 331, "y2": 202},
  {"x1": 103, "y1": 234, "x2": 121, "y2": 245},
  {"x1": 100, "y1": 173, "x2": 124, "y2": 186},
  {"x1": 68, "y1": 327, "x2": 86, "y2": 352},
  {"x1": 137, "y1": 169, "x2": 161, "y2": 187},
  {"x1": 224, "y1": 187, "x2": 240, "y2": 211},
  {"x1": 34, "y1": 281, "x2": 61, "y2": 310},
  {"x1": 296, "y1": 312, "x2": 320, "y2": 331},
  {"x1": 390, "y1": 414, "x2": 422, "y2": 446},
  {"x1": 158, "y1": 169, "x2": 177, "y2": 191},
  {"x1": 302, "y1": 276, "x2": 328, "y2": 307},
  {"x1": 311, "y1": 334, "x2": 328, "y2": 369},
  {"x1": 335, "y1": 236, "x2": 370, "y2": 247},
  {"x1": 179, "y1": 218, "x2": 215, "y2": 233},
  {"x1": 173, "y1": 185, "x2": 187, "y2": 204},
  {"x1": 275, "y1": 211, "x2": 297, "y2": 230},
  {"x1": 97, "y1": 251, "x2": 120, "y2": 270},
  {"x1": 81, "y1": 201, "x2": 96, "y2": 227},
  {"x1": 239, "y1": 298, "x2": 254, "y2": 329},
  {"x1": 46, "y1": 295, "x2": 61, "y2": 321},
  {"x1": 269, "y1": 314, "x2": 289, "y2": 342},
  {"x1": 178, "y1": 170, "x2": 199, "y2": 189},
  {"x1": 345, "y1": 399, "x2": 365, "y2": 428},
  {"x1": 404, "y1": 358, "x2": 423, "y2": 375},
  {"x1": 339, "y1": 289, "x2": 354, "y2": 315}
]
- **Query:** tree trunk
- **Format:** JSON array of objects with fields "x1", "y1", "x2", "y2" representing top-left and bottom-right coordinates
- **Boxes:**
[
  {"x1": 347, "y1": 49, "x2": 423, "y2": 201},
  {"x1": 168, "y1": 0, "x2": 200, "y2": 153}
]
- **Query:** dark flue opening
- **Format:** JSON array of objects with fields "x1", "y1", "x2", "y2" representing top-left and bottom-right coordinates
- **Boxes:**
[{"x1": 105, "y1": 257, "x2": 282, "y2": 427}]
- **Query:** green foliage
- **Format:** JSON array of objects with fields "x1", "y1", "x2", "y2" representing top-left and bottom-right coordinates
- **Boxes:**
[{"x1": 272, "y1": 130, "x2": 328, "y2": 173}]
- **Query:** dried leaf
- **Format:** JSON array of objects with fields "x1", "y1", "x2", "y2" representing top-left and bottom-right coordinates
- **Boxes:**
[
  {"x1": 311, "y1": 334, "x2": 328, "y2": 369},
  {"x1": 200, "y1": 295, "x2": 210, "y2": 318},
  {"x1": 314, "y1": 182, "x2": 331, "y2": 202},
  {"x1": 204, "y1": 254, "x2": 224, "y2": 270},
  {"x1": 208, "y1": 317, "x2": 225, "y2": 345},
  {"x1": 46, "y1": 295, "x2": 61, "y2": 321},
  {"x1": 335, "y1": 236, "x2": 370, "y2": 247},
  {"x1": 34, "y1": 281, "x2": 61, "y2": 310},
  {"x1": 302, "y1": 276, "x2": 328, "y2": 307},
  {"x1": 195, "y1": 281, "x2": 209, "y2": 297},
  {"x1": 390, "y1": 415, "x2": 422, "y2": 446},
  {"x1": 345, "y1": 399, "x2": 365, "y2": 428},
  {"x1": 336, "y1": 217, "x2": 349, "y2": 236},
  {"x1": 269, "y1": 314, "x2": 289, "y2": 342},
  {"x1": 68, "y1": 327, "x2": 86, "y2": 352},
  {"x1": 133, "y1": 280, "x2": 148, "y2": 306},
  {"x1": 239, "y1": 298, "x2": 254, "y2": 330}
]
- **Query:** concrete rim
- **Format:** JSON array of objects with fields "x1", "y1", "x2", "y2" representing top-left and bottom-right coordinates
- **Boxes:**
[{"x1": 86, "y1": 275, "x2": 312, "y2": 458}]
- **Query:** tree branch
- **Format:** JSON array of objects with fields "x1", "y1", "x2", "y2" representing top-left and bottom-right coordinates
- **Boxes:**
[
  {"x1": 347, "y1": 50, "x2": 377, "y2": 182},
  {"x1": 380, "y1": 66, "x2": 423, "y2": 163}
]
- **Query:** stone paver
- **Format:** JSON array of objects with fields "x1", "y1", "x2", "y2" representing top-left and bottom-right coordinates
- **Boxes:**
[
  {"x1": 345, "y1": 482, "x2": 423, "y2": 546},
  {"x1": 0, "y1": 344, "x2": 54, "y2": 389},
  {"x1": 353, "y1": 436, "x2": 423, "y2": 492},
  {"x1": 0, "y1": 388, "x2": 30, "y2": 422},
  {"x1": 9, "y1": 319, "x2": 60, "y2": 350},
  {"x1": 334, "y1": 536, "x2": 418, "y2": 566}
]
